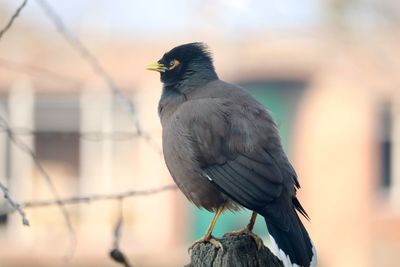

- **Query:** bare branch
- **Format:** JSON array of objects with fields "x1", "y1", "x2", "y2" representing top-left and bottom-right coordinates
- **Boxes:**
[
  {"x1": 0, "y1": 181, "x2": 29, "y2": 226},
  {"x1": 110, "y1": 200, "x2": 132, "y2": 267},
  {"x1": 0, "y1": 0, "x2": 28, "y2": 41},
  {"x1": 113, "y1": 200, "x2": 124, "y2": 250},
  {"x1": 34, "y1": 0, "x2": 129, "y2": 106},
  {"x1": 34, "y1": 0, "x2": 162, "y2": 155},
  {"x1": 0, "y1": 116, "x2": 76, "y2": 254},
  {"x1": 0, "y1": 125, "x2": 145, "y2": 142},
  {"x1": 12, "y1": 184, "x2": 176, "y2": 210}
]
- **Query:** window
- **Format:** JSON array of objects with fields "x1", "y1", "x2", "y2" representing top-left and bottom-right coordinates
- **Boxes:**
[
  {"x1": 34, "y1": 94, "x2": 80, "y2": 197},
  {"x1": 378, "y1": 101, "x2": 392, "y2": 191}
]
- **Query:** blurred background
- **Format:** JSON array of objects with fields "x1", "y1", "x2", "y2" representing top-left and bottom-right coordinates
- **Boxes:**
[{"x1": 0, "y1": 0, "x2": 399, "y2": 266}]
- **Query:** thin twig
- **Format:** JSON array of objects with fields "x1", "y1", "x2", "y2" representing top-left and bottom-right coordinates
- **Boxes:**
[
  {"x1": 110, "y1": 199, "x2": 132, "y2": 267},
  {"x1": 35, "y1": 0, "x2": 130, "y2": 108},
  {"x1": 0, "y1": 126, "x2": 144, "y2": 142},
  {"x1": 34, "y1": 0, "x2": 162, "y2": 155},
  {"x1": 0, "y1": 181, "x2": 29, "y2": 226},
  {"x1": 113, "y1": 200, "x2": 124, "y2": 250},
  {"x1": 10, "y1": 184, "x2": 176, "y2": 210},
  {"x1": 0, "y1": 116, "x2": 76, "y2": 256},
  {"x1": 0, "y1": 0, "x2": 28, "y2": 41}
]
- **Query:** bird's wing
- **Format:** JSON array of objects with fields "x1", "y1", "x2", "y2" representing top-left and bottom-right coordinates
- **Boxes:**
[
  {"x1": 185, "y1": 94, "x2": 300, "y2": 229},
  {"x1": 203, "y1": 151, "x2": 284, "y2": 209}
]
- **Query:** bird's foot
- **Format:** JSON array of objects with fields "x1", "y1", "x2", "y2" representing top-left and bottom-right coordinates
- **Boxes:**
[
  {"x1": 188, "y1": 234, "x2": 224, "y2": 254},
  {"x1": 224, "y1": 228, "x2": 264, "y2": 250}
]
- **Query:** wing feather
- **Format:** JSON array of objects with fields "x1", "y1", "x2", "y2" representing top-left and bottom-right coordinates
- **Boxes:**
[
  {"x1": 186, "y1": 96, "x2": 300, "y2": 221},
  {"x1": 204, "y1": 152, "x2": 283, "y2": 210}
]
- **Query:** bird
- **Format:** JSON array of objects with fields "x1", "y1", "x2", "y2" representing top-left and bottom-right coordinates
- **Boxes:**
[{"x1": 147, "y1": 42, "x2": 317, "y2": 267}]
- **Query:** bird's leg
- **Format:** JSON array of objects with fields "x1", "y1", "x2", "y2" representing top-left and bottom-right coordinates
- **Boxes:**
[
  {"x1": 246, "y1": 210, "x2": 257, "y2": 231},
  {"x1": 227, "y1": 211, "x2": 257, "y2": 233},
  {"x1": 188, "y1": 206, "x2": 224, "y2": 253},
  {"x1": 224, "y1": 211, "x2": 264, "y2": 249}
]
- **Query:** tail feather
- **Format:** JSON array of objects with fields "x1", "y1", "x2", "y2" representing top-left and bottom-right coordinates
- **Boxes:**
[
  {"x1": 263, "y1": 208, "x2": 316, "y2": 267},
  {"x1": 292, "y1": 197, "x2": 310, "y2": 221}
]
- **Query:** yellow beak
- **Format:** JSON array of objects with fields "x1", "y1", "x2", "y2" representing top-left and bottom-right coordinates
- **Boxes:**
[{"x1": 146, "y1": 62, "x2": 168, "y2": 73}]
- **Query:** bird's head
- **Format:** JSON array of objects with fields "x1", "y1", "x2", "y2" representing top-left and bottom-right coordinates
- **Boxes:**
[{"x1": 147, "y1": 42, "x2": 218, "y2": 92}]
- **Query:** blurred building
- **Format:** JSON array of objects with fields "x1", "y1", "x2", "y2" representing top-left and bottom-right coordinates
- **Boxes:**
[{"x1": 0, "y1": 1, "x2": 399, "y2": 267}]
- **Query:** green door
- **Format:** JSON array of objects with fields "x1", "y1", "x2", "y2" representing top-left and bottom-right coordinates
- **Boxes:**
[{"x1": 191, "y1": 80, "x2": 307, "y2": 240}]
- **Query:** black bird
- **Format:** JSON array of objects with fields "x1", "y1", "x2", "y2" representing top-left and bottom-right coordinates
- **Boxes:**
[{"x1": 147, "y1": 42, "x2": 317, "y2": 267}]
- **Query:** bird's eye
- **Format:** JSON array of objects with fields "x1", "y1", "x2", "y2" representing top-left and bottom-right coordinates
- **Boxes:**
[{"x1": 168, "y1": 59, "x2": 180, "y2": 70}]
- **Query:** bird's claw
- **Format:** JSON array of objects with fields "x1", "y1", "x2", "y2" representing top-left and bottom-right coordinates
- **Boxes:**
[
  {"x1": 188, "y1": 235, "x2": 224, "y2": 254},
  {"x1": 208, "y1": 237, "x2": 224, "y2": 251},
  {"x1": 224, "y1": 228, "x2": 264, "y2": 250}
]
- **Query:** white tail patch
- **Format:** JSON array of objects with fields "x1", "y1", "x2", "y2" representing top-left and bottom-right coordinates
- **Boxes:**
[{"x1": 265, "y1": 235, "x2": 317, "y2": 267}]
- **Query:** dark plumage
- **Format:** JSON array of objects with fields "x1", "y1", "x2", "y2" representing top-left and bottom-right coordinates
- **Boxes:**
[{"x1": 147, "y1": 42, "x2": 316, "y2": 267}]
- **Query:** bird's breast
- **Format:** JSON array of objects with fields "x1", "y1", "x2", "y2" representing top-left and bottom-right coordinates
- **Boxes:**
[{"x1": 162, "y1": 117, "x2": 228, "y2": 211}]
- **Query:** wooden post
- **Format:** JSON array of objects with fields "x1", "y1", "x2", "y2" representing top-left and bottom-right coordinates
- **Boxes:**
[{"x1": 185, "y1": 234, "x2": 284, "y2": 267}]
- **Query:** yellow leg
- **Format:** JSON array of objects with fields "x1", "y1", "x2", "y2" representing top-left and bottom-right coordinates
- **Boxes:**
[
  {"x1": 189, "y1": 205, "x2": 224, "y2": 253},
  {"x1": 246, "y1": 211, "x2": 258, "y2": 231},
  {"x1": 204, "y1": 206, "x2": 224, "y2": 238}
]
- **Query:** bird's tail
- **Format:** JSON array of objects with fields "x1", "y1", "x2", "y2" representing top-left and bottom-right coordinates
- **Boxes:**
[{"x1": 263, "y1": 208, "x2": 317, "y2": 267}]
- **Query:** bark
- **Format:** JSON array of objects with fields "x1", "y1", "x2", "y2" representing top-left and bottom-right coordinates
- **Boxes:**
[{"x1": 185, "y1": 234, "x2": 284, "y2": 267}]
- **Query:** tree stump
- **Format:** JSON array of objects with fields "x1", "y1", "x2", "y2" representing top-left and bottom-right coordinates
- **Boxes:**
[{"x1": 185, "y1": 234, "x2": 284, "y2": 267}]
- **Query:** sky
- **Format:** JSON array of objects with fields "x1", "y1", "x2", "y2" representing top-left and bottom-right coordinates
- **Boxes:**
[{"x1": 2, "y1": 0, "x2": 321, "y2": 38}]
